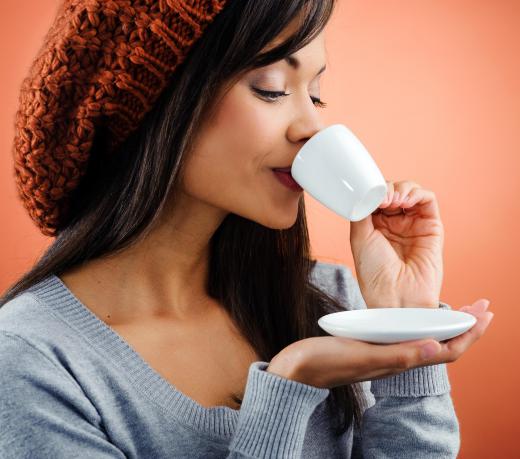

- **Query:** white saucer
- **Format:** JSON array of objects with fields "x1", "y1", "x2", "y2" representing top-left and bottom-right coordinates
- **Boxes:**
[{"x1": 317, "y1": 308, "x2": 477, "y2": 344}]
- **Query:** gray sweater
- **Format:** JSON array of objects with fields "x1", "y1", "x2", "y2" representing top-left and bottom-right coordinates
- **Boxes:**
[{"x1": 0, "y1": 261, "x2": 459, "y2": 458}]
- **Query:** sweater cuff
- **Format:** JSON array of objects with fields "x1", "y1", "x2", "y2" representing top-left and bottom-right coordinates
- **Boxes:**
[
  {"x1": 370, "y1": 300, "x2": 452, "y2": 397},
  {"x1": 229, "y1": 361, "x2": 329, "y2": 458},
  {"x1": 370, "y1": 362, "x2": 451, "y2": 397}
]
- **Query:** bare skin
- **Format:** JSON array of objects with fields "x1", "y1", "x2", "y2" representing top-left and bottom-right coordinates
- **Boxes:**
[{"x1": 59, "y1": 17, "x2": 325, "y2": 409}]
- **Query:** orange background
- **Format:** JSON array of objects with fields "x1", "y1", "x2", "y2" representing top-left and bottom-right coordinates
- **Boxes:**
[{"x1": 1, "y1": 1, "x2": 518, "y2": 457}]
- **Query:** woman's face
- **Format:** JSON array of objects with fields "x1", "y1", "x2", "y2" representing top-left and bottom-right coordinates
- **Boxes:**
[{"x1": 181, "y1": 30, "x2": 327, "y2": 230}]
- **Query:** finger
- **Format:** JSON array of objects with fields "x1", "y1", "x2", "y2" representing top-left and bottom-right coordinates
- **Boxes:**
[
  {"x1": 349, "y1": 338, "x2": 445, "y2": 383},
  {"x1": 355, "y1": 304, "x2": 494, "y2": 376},
  {"x1": 471, "y1": 298, "x2": 491, "y2": 312},
  {"x1": 401, "y1": 188, "x2": 442, "y2": 220},
  {"x1": 389, "y1": 181, "x2": 421, "y2": 208},
  {"x1": 428, "y1": 311, "x2": 494, "y2": 364},
  {"x1": 364, "y1": 338, "x2": 442, "y2": 371},
  {"x1": 351, "y1": 365, "x2": 411, "y2": 383},
  {"x1": 460, "y1": 299, "x2": 490, "y2": 314},
  {"x1": 380, "y1": 181, "x2": 395, "y2": 208},
  {"x1": 342, "y1": 337, "x2": 448, "y2": 384}
]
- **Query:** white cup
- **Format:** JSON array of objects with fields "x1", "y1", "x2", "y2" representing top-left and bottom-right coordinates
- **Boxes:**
[{"x1": 291, "y1": 124, "x2": 387, "y2": 221}]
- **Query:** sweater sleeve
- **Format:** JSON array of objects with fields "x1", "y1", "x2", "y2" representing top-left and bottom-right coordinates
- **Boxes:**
[
  {"x1": 228, "y1": 262, "x2": 459, "y2": 458},
  {"x1": 339, "y1": 264, "x2": 461, "y2": 458},
  {"x1": 352, "y1": 305, "x2": 461, "y2": 458},
  {"x1": 227, "y1": 361, "x2": 330, "y2": 458},
  {"x1": 0, "y1": 331, "x2": 126, "y2": 459},
  {"x1": 352, "y1": 385, "x2": 460, "y2": 459}
]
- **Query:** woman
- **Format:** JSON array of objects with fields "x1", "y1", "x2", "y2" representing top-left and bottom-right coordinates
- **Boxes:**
[{"x1": 0, "y1": 0, "x2": 492, "y2": 457}]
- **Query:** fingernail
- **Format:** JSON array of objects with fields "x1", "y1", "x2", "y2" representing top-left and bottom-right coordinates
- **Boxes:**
[{"x1": 421, "y1": 342, "x2": 439, "y2": 359}]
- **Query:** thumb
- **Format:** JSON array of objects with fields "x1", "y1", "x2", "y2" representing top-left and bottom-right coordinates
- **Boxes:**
[
  {"x1": 374, "y1": 339, "x2": 442, "y2": 369},
  {"x1": 349, "y1": 212, "x2": 375, "y2": 245}
]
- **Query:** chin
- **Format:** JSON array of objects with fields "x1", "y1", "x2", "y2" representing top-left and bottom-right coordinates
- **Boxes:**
[
  {"x1": 260, "y1": 210, "x2": 299, "y2": 230},
  {"x1": 234, "y1": 193, "x2": 302, "y2": 230}
]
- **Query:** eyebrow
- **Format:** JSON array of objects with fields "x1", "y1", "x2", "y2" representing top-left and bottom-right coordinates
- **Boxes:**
[{"x1": 284, "y1": 55, "x2": 326, "y2": 76}]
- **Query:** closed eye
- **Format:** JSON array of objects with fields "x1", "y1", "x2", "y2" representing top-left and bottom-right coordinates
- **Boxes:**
[{"x1": 251, "y1": 87, "x2": 327, "y2": 108}]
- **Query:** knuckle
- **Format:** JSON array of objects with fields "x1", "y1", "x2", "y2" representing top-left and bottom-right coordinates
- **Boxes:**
[
  {"x1": 446, "y1": 353, "x2": 458, "y2": 363},
  {"x1": 395, "y1": 352, "x2": 412, "y2": 369},
  {"x1": 447, "y1": 345, "x2": 463, "y2": 362}
]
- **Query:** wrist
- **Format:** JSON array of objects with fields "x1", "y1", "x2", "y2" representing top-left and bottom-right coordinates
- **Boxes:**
[
  {"x1": 267, "y1": 353, "x2": 302, "y2": 382},
  {"x1": 365, "y1": 296, "x2": 440, "y2": 308},
  {"x1": 364, "y1": 296, "x2": 401, "y2": 308}
]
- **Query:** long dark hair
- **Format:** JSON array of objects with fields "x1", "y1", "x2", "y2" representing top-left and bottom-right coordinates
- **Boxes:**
[{"x1": 1, "y1": 0, "x2": 367, "y2": 435}]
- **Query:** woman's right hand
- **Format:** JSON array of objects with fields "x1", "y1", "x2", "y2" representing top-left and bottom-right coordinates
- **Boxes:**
[{"x1": 267, "y1": 299, "x2": 494, "y2": 388}]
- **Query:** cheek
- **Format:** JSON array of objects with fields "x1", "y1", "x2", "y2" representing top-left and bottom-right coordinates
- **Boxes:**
[
  {"x1": 182, "y1": 86, "x2": 281, "y2": 199},
  {"x1": 212, "y1": 86, "x2": 281, "y2": 162},
  {"x1": 179, "y1": 83, "x2": 301, "y2": 229}
]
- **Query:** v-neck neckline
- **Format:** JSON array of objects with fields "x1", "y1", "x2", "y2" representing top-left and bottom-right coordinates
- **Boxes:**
[{"x1": 27, "y1": 273, "x2": 243, "y2": 439}]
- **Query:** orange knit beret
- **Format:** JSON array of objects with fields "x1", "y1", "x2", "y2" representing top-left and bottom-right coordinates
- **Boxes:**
[{"x1": 12, "y1": 0, "x2": 229, "y2": 237}]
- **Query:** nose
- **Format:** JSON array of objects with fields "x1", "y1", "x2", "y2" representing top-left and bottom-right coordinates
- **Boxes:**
[{"x1": 286, "y1": 99, "x2": 326, "y2": 146}]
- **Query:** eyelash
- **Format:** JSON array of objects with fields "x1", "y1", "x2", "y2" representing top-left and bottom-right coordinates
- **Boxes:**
[{"x1": 252, "y1": 88, "x2": 328, "y2": 109}]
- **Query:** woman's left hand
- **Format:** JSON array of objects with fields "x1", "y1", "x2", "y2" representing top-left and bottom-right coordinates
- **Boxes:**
[{"x1": 349, "y1": 180, "x2": 444, "y2": 309}]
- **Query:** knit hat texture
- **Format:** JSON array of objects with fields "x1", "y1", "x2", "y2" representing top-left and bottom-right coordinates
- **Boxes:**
[{"x1": 12, "y1": 0, "x2": 228, "y2": 237}]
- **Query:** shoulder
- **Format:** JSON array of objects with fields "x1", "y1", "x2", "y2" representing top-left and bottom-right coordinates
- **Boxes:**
[
  {"x1": 0, "y1": 289, "x2": 67, "y2": 349},
  {"x1": 0, "y1": 330, "x2": 115, "y2": 456},
  {"x1": 310, "y1": 260, "x2": 367, "y2": 311},
  {"x1": 0, "y1": 286, "x2": 93, "y2": 393},
  {"x1": 310, "y1": 260, "x2": 351, "y2": 291},
  {"x1": 0, "y1": 291, "x2": 104, "y2": 425},
  {"x1": 0, "y1": 290, "x2": 49, "y2": 337},
  {"x1": 0, "y1": 328, "x2": 95, "y2": 427},
  {"x1": 0, "y1": 290, "x2": 80, "y2": 382}
]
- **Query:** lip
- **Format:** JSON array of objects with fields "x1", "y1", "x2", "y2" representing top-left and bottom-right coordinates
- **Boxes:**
[
  {"x1": 272, "y1": 169, "x2": 303, "y2": 192},
  {"x1": 272, "y1": 165, "x2": 292, "y2": 172}
]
